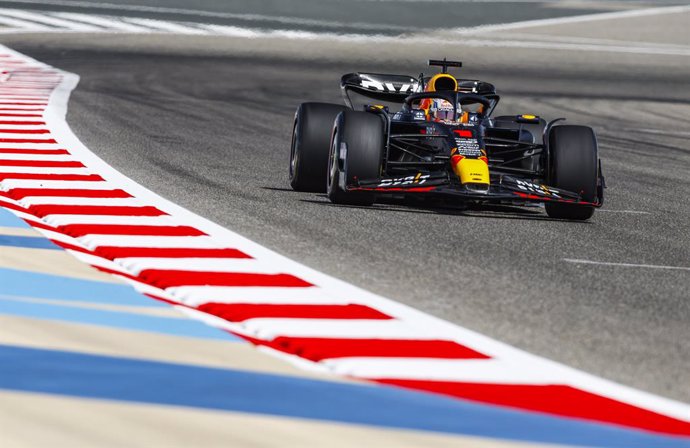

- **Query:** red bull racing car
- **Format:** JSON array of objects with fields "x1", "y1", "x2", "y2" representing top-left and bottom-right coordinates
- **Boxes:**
[{"x1": 288, "y1": 59, "x2": 605, "y2": 220}]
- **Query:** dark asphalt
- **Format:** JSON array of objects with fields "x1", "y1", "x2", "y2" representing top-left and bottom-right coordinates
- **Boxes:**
[{"x1": 1, "y1": 4, "x2": 688, "y2": 403}]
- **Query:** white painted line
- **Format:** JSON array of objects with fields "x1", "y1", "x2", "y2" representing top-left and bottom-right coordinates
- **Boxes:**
[
  {"x1": 493, "y1": 32, "x2": 690, "y2": 50},
  {"x1": 0, "y1": 0, "x2": 410, "y2": 31},
  {"x1": 0, "y1": 194, "x2": 22, "y2": 207},
  {"x1": 0, "y1": 13, "x2": 52, "y2": 31},
  {"x1": 453, "y1": 4, "x2": 690, "y2": 34},
  {"x1": 0, "y1": 125, "x2": 49, "y2": 131},
  {"x1": 0, "y1": 96, "x2": 48, "y2": 101},
  {"x1": 0, "y1": 78, "x2": 48, "y2": 83},
  {"x1": 0, "y1": 9, "x2": 103, "y2": 31},
  {"x1": 460, "y1": 39, "x2": 690, "y2": 57},
  {"x1": 122, "y1": 17, "x2": 209, "y2": 35},
  {"x1": 0, "y1": 144, "x2": 63, "y2": 150},
  {"x1": 43, "y1": 214, "x2": 176, "y2": 226},
  {"x1": 0, "y1": 118, "x2": 46, "y2": 123},
  {"x1": 0, "y1": 82, "x2": 55, "y2": 86},
  {"x1": 0, "y1": 106, "x2": 46, "y2": 110},
  {"x1": 564, "y1": 259, "x2": 690, "y2": 272},
  {"x1": 0, "y1": 97, "x2": 49, "y2": 101},
  {"x1": 0, "y1": 81, "x2": 60, "y2": 85},
  {"x1": 597, "y1": 210, "x2": 651, "y2": 215},
  {"x1": 0, "y1": 153, "x2": 69, "y2": 161},
  {"x1": 78, "y1": 235, "x2": 220, "y2": 249},
  {"x1": 0, "y1": 99, "x2": 47, "y2": 104},
  {"x1": 18, "y1": 196, "x2": 141, "y2": 206},
  {"x1": 51, "y1": 12, "x2": 152, "y2": 33},
  {"x1": 199, "y1": 24, "x2": 265, "y2": 38},
  {"x1": 239, "y1": 319, "x2": 438, "y2": 341},
  {"x1": 324, "y1": 358, "x2": 563, "y2": 384},
  {"x1": 169, "y1": 286, "x2": 346, "y2": 306},
  {"x1": 0, "y1": 167, "x2": 88, "y2": 174},
  {"x1": 119, "y1": 258, "x2": 279, "y2": 275},
  {"x1": 0, "y1": 99, "x2": 48, "y2": 103},
  {"x1": 0, "y1": 179, "x2": 110, "y2": 190}
]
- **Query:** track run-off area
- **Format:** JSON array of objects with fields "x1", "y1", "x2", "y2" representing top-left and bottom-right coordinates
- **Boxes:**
[{"x1": 0, "y1": 1, "x2": 688, "y2": 447}]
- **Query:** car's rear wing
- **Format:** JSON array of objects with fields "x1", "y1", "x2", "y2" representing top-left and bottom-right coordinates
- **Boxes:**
[
  {"x1": 341, "y1": 73, "x2": 420, "y2": 109},
  {"x1": 341, "y1": 72, "x2": 500, "y2": 115},
  {"x1": 456, "y1": 80, "x2": 498, "y2": 96}
]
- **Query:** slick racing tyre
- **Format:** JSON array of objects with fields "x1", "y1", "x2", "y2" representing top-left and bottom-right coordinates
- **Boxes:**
[
  {"x1": 290, "y1": 102, "x2": 348, "y2": 192},
  {"x1": 545, "y1": 125, "x2": 599, "y2": 221},
  {"x1": 327, "y1": 110, "x2": 384, "y2": 206}
]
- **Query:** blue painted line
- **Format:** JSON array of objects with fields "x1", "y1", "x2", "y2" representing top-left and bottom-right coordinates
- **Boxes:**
[
  {"x1": 0, "y1": 345, "x2": 687, "y2": 447},
  {"x1": 0, "y1": 234, "x2": 60, "y2": 250},
  {"x1": 0, "y1": 207, "x2": 29, "y2": 228},
  {"x1": 0, "y1": 297, "x2": 239, "y2": 341},
  {"x1": 0, "y1": 267, "x2": 166, "y2": 307}
]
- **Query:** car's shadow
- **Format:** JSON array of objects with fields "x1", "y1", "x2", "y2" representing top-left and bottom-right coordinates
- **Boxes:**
[
  {"x1": 262, "y1": 187, "x2": 301, "y2": 193},
  {"x1": 261, "y1": 186, "x2": 584, "y2": 222},
  {"x1": 298, "y1": 196, "x2": 574, "y2": 222}
]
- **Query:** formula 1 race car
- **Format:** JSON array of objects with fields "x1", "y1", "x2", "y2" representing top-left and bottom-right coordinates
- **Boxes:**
[{"x1": 289, "y1": 59, "x2": 604, "y2": 220}]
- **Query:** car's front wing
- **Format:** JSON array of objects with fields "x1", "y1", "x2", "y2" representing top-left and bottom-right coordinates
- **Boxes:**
[{"x1": 349, "y1": 174, "x2": 603, "y2": 207}]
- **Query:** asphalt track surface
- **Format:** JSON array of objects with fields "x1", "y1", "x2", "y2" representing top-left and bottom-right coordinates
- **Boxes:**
[
  {"x1": 2, "y1": 0, "x2": 684, "y2": 34},
  {"x1": 2, "y1": 1, "x2": 689, "y2": 405}
]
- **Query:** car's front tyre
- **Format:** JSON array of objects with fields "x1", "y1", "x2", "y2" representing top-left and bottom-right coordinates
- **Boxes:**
[
  {"x1": 545, "y1": 125, "x2": 599, "y2": 221},
  {"x1": 327, "y1": 110, "x2": 384, "y2": 206}
]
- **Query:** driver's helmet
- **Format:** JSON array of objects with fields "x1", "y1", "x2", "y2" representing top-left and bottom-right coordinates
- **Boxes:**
[
  {"x1": 421, "y1": 73, "x2": 459, "y2": 122},
  {"x1": 428, "y1": 99, "x2": 456, "y2": 122},
  {"x1": 426, "y1": 73, "x2": 458, "y2": 93}
]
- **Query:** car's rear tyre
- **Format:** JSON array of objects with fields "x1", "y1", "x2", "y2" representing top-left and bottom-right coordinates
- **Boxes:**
[
  {"x1": 327, "y1": 110, "x2": 384, "y2": 206},
  {"x1": 545, "y1": 125, "x2": 599, "y2": 221},
  {"x1": 289, "y1": 102, "x2": 348, "y2": 192}
]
